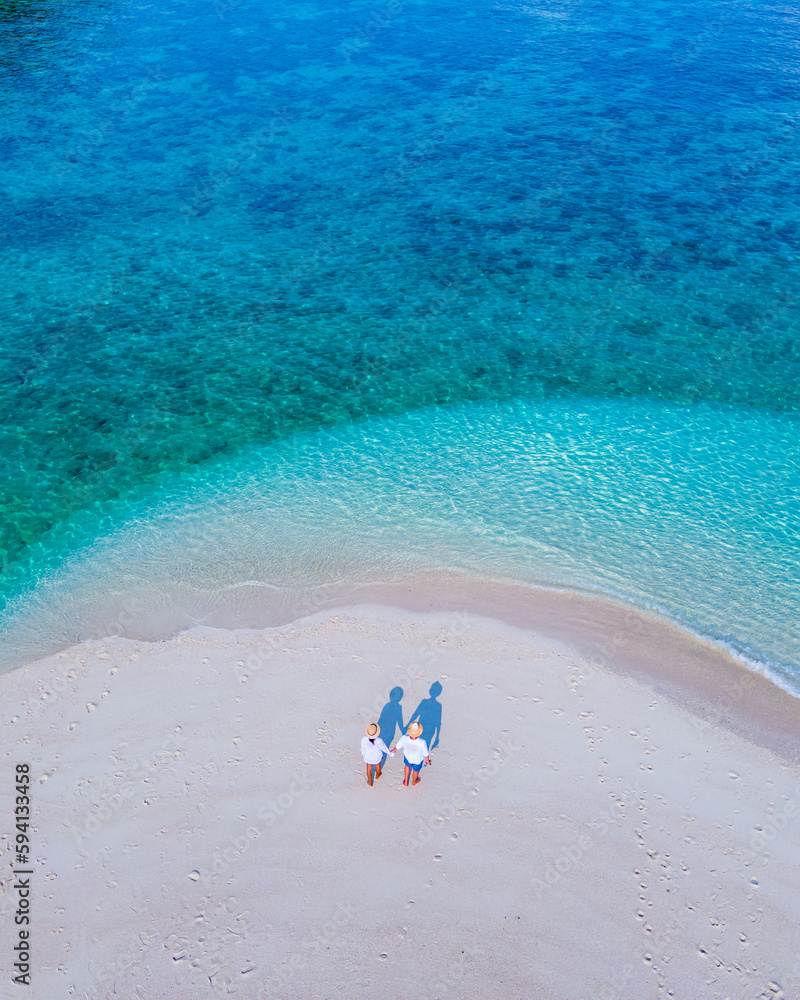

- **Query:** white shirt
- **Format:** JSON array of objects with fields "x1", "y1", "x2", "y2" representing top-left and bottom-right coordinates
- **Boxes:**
[
  {"x1": 360, "y1": 735, "x2": 390, "y2": 765},
  {"x1": 394, "y1": 734, "x2": 429, "y2": 765}
]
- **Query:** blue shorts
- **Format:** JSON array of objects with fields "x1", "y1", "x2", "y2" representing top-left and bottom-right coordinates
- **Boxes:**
[{"x1": 404, "y1": 758, "x2": 423, "y2": 772}]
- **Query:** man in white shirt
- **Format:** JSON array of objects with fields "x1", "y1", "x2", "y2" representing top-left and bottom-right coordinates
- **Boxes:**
[
  {"x1": 391, "y1": 721, "x2": 431, "y2": 786},
  {"x1": 360, "y1": 723, "x2": 391, "y2": 786}
]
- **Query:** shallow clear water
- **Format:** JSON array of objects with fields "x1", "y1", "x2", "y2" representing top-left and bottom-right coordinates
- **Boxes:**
[
  {"x1": 3, "y1": 398, "x2": 799, "y2": 686},
  {"x1": 1, "y1": 0, "x2": 798, "y2": 676}
]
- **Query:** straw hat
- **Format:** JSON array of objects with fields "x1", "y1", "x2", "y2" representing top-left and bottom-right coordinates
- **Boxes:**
[
  {"x1": 407, "y1": 722, "x2": 423, "y2": 738},
  {"x1": 365, "y1": 723, "x2": 380, "y2": 738}
]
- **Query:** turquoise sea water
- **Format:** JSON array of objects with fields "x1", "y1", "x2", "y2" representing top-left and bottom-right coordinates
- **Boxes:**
[{"x1": 1, "y1": 0, "x2": 798, "y2": 678}]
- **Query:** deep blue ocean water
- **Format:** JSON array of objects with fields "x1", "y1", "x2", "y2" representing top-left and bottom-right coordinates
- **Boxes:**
[{"x1": 1, "y1": 0, "x2": 798, "y2": 678}]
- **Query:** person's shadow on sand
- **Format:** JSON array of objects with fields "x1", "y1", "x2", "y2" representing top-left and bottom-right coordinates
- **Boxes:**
[
  {"x1": 407, "y1": 681, "x2": 443, "y2": 751},
  {"x1": 377, "y1": 686, "x2": 405, "y2": 767}
]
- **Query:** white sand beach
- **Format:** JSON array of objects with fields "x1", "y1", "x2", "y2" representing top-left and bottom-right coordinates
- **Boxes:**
[{"x1": 2, "y1": 578, "x2": 800, "y2": 999}]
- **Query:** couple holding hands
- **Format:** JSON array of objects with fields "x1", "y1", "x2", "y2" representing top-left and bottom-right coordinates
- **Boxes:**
[{"x1": 360, "y1": 721, "x2": 431, "y2": 787}]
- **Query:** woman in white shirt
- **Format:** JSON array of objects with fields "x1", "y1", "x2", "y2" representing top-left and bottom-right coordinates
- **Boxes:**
[
  {"x1": 361, "y1": 723, "x2": 391, "y2": 786},
  {"x1": 391, "y1": 721, "x2": 431, "y2": 786}
]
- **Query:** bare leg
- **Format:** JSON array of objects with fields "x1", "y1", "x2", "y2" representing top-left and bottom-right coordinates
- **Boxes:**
[
  {"x1": 412, "y1": 770, "x2": 421, "y2": 785},
  {"x1": 366, "y1": 764, "x2": 374, "y2": 786},
  {"x1": 403, "y1": 764, "x2": 410, "y2": 786},
  {"x1": 376, "y1": 763, "x2": 382, "y2": 780}
]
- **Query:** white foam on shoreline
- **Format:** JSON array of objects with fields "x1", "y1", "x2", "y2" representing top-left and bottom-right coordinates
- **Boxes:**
[{"x1": 2, "y1": 397, "x2": 798, "y2": 683}]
